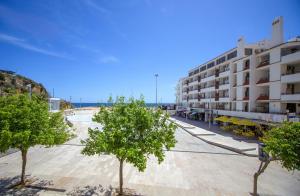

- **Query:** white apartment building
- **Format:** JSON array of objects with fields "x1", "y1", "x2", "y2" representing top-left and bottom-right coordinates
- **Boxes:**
[{"x1": 176, "y1": 17, "x2": 300, "y2": 123}]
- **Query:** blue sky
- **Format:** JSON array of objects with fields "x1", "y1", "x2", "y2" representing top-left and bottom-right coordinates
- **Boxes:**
[{"x1": 0, "y1": 0, "x2": 299, "y2": 103}]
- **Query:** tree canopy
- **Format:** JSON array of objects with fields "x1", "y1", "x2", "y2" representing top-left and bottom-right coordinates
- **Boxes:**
[
  {"x1": 0, "y1": 94, "x2": 69, "y2": 151},
  {"x1": 0, "y1": 94, "x2": 70, "y2": 184},
  {"x1": 82, "y1": 96, "x2": 177, "y2": 170},
  {"x1": 263, "y1": 121, "x2": 300, "y2": 171},
  {"x1": 81, "y1": 96, "x2": 177, "y2": 194}
]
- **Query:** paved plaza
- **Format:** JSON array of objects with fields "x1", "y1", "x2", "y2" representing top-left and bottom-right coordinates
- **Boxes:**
[{"x1": 0, "y1": 109, "x2": 299, "y2": 195}]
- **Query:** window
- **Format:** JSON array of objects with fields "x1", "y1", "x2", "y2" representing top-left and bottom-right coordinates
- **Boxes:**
[
  {"x1": 227, "y1": 50, "x2": 237, "y2": 60},
  {"x1": 245, "y1": 48, "x2": 253, "y2": 55},
  {"x1": 200, "y1": 65, "x2": 206, "y2": 72},
  {"x1": 207, "y1": 62, "x2": 215, "y2": 69},
  {"x1": 216, "y1": 56, "x2": 226, "y2": 65}
]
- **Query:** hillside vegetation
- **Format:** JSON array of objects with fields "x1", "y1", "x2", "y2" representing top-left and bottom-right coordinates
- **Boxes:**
[
  {"x1": 0, "y1": 70, "x2": 72, "y2": 109},
  {"x1": 0, "y1": 70, "x2": 49, "y2": 98}
]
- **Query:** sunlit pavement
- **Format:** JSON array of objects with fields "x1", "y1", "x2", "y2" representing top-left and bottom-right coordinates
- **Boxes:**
[{"x1": 0, "y1": 109, "x2": 299, "y2": 195}]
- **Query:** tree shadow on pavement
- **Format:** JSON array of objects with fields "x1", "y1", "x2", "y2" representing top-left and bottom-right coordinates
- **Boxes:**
[
  {"x1": 67, "y1": 185, "x2": 143, "y2": 196},
  {"x1": 0, "y1": 175, "x2": 55, "y2": 196}
]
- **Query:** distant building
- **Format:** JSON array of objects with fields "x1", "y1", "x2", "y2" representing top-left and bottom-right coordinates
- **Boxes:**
[
  {"x1": 176, "y1": 17, "x2": 300, "y2": 123},
  {"x1": 49, "y1": 98, "x2": 61, "y2": 112}
]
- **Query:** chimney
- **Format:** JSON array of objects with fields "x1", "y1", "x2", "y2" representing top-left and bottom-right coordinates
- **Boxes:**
[
  {"x1": 271, "y1": 16, "x2": 284, "y2": 46},
  {"x1": 237, "y1": 36, "x2": 245, "y2": 58}
]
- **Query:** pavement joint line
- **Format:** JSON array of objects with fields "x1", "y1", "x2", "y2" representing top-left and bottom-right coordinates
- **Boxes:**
[
  {"x1": 192, "y1": 133, "x2": 216, "y2": 136},
  {"x1": 169, "y1": 118, "x2": 258, "y2": 157}
]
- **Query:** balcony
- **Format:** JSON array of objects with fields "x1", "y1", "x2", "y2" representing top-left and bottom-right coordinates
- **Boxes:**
[
  {"x1": 243, "y1": 96, "x2": 249, "y2": 101},
  {"x1": 215, "y1": 93, "x2": 219, "y2": 101},
  {"x1": 190, "y1": 79, "x2": 198, "y2": 86},
  {"x1": 281, "y1": 92, "x2": 300, "y2": 101},
  {"x1": 215, "y1": 82, "x2": 219, "y2": 89},
  {"x1": 257, "y1": 60, "x2": 270, "y2": 68},
  {"x1": 281, "y1": 72, "x2": 300, "y2": 83},
  {"x1": 201, "y1": 74, "x2": 215, "y2": 83},
  {"x1": 243, "y1": 80, "x2": 249, "y2": 86},
  {"x1": 281, "y1": 47, "x2": 300, "y2": 64},
  {"x1": 256, "y1": 94, "x2": 269, "y2": 101},
  {"x1": 233, "y1": 83, "x2": 237, "y2": 87},
  {"x1": 215, "y1": 70, "x2": 219, "y2": 77},
  {"x1": 198, "y1": 76, "x2": 202, "y2": 82},
  {"x1": 243, "y1": 64, "x2": 250, "y2": 71},
  {"x1": 256, "y1": 78, "x2": 270, "y2": 85}
]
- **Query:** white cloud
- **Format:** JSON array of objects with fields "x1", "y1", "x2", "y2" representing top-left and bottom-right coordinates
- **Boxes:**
[
  {"x1": 0, "y1": 33, "x2": 72, "y2": 59},
  {"x1": 85, "y1": 0, "x2": 111, "y2": 15},
  {"x1": 99, "y1": 55, "x2": 119, "y2": 64}
]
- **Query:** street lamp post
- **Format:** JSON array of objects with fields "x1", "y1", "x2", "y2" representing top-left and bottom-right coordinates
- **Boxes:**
[
  {"x1": 209, "y1": 92, "x2": 211, "y2": 129},
  {"x1": 70, "y1": 96, "x2": 72, "y2": 109},
  {"x1": 155, "y1": 74, "x2": 158, "y2": 108}
]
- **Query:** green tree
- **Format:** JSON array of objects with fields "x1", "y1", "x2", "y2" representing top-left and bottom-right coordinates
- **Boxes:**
[
  {"x1": 253, "y1": 121, "x2": 300, "y2": 196},
  {"x1": 81, "y1": 97, "x2": 177, "y2": 195},
  {"x1": 0, "y1": 94, "x2": 70, "y2": 185}
]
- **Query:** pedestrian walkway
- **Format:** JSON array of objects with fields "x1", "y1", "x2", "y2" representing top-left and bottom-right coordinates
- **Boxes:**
[{"x1": 170, "y1": 117, "x2": 258, "y2": 156}]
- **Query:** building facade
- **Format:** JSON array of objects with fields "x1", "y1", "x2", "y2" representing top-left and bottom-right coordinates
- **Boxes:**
[{"x1": 176, "y1": 17, "x2": 300, "y2": 123}]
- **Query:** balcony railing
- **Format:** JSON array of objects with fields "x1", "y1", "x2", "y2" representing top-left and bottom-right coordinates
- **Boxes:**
[
  {"x1": 219, "y1": 81, "x2": 229, "y2": 86},
  {"x1": 219, "y1": 68, "x2": 230, "y2": 73},
  {"x1": 243, "y1": 96, "x2": 249, "y2": 100},
  {"x1": 256, "y1": 94, "x2": 269, "y2": 101},
  {"x1": 215, "y1": 70, "x2": 219, "y2": 77},
  {"x1": 219, "y1": 95, "x2": 229, "y2": 98},
  {"x1": 215, "y1": 82, "x2": 219, "y2": 89},
  {"x1": 257, "y1": 59, "x2": 270, "y2": 68},
  {"x1": 281, "y1": 91, "x2": 300, "y2": 95},
  {"x1": 215, "y1": 93, "x2": 219, "y2": 101},
  {"x1": 243, "y1": 80, "x2": 249, "y2": 86},
  {"x1": 282, "y1": 70, "x2": 300, "y2": 76},
  {"x1": 243, "y1": 64, "x2": 249, "y2": 71},
  {"x1": 281, "y1": 46, "x2": 300, "y2": 57},
  {"x1": 256, "y1": 78, "x2": 270, "y2": 84}
]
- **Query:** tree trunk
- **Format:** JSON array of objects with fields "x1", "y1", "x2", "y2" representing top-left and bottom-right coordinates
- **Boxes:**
[
  {"x1": 21, "y1": 149, "x2": 27, "y2": 185},
  {"x1": 119, "y1": 159, "x2": 124, "y2": 195},
  {"x1": 253, "y1": 173, "x2": 258, "y2": 196},
  {"x1": 253, "y1": 160, "x2": 270, "y2": 196}
]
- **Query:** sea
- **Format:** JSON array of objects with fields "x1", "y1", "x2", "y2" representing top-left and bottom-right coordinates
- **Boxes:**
[{"x1": 72, "y1": 103, "x2": 174, "y2": 108}]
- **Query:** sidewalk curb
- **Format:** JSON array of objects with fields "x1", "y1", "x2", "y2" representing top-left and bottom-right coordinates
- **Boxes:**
[{"x1": 169, "y1": 119, "x2": 258, "y2": 157}]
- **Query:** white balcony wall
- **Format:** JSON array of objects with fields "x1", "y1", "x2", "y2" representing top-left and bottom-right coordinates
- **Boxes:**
[
  {"x1": 219, "y1": 84, "x2": 230, "y2": 90},
  {"x1": 218, "y1": 97, "x2": 230, "y2": 102},
  {"x1": 219, "y1": 70, "x2": 230, "y2": 78},
  {"x1": 201, "y1": 86, "x2": 215, "y2": 93},
  {"x1": 281, "y1": 51, "x2": 300, "y2": 64},
  {"x1": 281, "y1": 94, "x2": 300, "y2": 101},
  {"x1": 189, "y1": 80, "x2": 198, "y2": 86},
  {"x1": 201, "y1": 75, "x2": 215, "y2": 83},
  {"x1": 281, "y1": 72, "x2": 300, "y2": 83}
]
